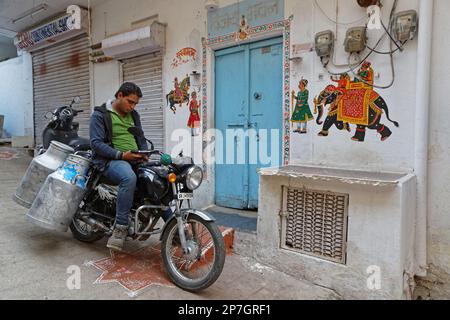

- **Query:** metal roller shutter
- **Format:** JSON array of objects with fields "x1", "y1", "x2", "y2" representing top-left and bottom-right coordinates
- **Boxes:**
[
  {"x1": 32, "y1": 35, "x2": 91, "y2": 146},
  {"x1": 122, "y1": 53, "x2": 164, "y2": 151}
]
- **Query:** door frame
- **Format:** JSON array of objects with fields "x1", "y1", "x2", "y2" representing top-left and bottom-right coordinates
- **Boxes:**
[{"x1": 200, "y1": 16, "x2": 293, "y2": 207}]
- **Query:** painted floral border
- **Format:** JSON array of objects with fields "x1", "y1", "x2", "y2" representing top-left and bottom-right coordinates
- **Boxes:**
[{"x1": 201, "y1": 16, "x2": 293, "y2": 178}]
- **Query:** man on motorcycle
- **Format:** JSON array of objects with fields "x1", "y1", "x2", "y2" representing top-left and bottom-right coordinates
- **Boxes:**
[{"x1": 90, "y1": 82, "x2": 170, "y2": 251}]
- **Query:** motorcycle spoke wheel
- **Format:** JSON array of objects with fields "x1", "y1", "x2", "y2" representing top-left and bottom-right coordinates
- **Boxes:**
[
  {"x1": 70, "y1": 214, "x2": 105, "y2": 243},
  {"x1": 162, "y1": 216, "x2": 225, "y2": 292}
]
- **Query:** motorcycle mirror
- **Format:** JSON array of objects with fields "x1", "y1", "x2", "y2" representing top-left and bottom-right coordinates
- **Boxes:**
[
  {"x1": 72, "y1": 96, "x2": 81, "y2": 104},
  {"x1": 44, "y1": 111, "x2": 53, "y2": 120}
]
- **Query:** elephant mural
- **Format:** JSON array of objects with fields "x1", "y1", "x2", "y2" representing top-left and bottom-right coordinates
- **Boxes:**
[{"x1": 314, "y1": 83, "x2": 399, "y2": 142}]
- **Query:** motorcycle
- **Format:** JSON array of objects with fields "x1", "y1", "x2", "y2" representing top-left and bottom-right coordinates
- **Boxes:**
[
  {"x1": 68, "y1": 127, "x2": 226, "y2": 292},
  {"x1": 41, "y1": 96, "x2": 90, "y2": 151}
]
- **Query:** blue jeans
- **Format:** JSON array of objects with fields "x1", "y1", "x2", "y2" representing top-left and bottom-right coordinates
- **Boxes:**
[{"x1": 103, "y1": 161, "x2": 173, "y2": 226}]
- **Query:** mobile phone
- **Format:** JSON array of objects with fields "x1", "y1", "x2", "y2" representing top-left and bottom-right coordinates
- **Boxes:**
[{"x1": 131, "y1": 150, "x2": 153, "y2": 155}]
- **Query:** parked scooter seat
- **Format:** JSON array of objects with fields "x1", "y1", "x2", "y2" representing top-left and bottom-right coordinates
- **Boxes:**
[{"x1": 69, "y1": 138, "x2": 91, "y2": 151}]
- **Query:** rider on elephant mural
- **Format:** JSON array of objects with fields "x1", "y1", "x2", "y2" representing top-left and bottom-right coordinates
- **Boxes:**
[
  {"x1": 174, "y1": 77, "x2": 183, "y2": 103},
  {"x1": 354, "y1": 61, "x2": 374, "y2": 85}
]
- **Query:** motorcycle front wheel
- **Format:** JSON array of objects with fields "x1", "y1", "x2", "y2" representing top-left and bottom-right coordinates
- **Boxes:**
[{"x1": 161, "y1": 215, "x2": 226, "y2": 292}]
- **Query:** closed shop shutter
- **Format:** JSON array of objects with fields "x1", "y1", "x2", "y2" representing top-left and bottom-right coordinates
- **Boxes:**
[
  {"x1": 32, "y1": 35, "x2": 91, "y2": 146},
  {"x1": 122, "y1": 53, "x2": 164, "y2": 151}
]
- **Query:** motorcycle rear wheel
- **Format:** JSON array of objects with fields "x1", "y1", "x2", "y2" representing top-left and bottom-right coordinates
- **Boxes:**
[
  {"x1": 161, "y1": 215, "x2": 225, "y2": 292},
  {"x1": 70, "y1": 216, "x2": 105, "y2": 243}
]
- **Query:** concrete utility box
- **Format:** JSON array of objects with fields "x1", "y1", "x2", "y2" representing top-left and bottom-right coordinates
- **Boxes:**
[{"x1": 257, "y1": 165, "x2": 417, "y2": 300}]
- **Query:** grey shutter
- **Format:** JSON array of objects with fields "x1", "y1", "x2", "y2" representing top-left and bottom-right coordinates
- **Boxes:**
[
  {"x1": 122, "y1": 53, "x2": 164, "y2": 151},
  {"x1": 32, "y1": 35, "x2": 91, "y2": 146}
]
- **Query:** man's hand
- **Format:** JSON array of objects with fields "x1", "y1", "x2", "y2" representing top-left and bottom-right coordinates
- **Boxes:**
[{"x1": 122, "y1": 151, "x2": 149, "y2": 163}]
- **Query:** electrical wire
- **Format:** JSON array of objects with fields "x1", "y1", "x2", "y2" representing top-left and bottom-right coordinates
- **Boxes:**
[
  {"x1": 350, "y1": 0, "x2": 399, "y2": 89},
  {"x1": 381, "y1": 20, "x2": 402, "y2": 51},
  {"x1": 323, "y1": 33, "x2": 385, "y2": 76},
  {"x1": 366, "y1": 40, "x2": 407, "y2": 55},
  {"x1": 323, "y1": 56, "x2": 362, "y2": 76},
  {"x1": 322, "y1": 0, "x2": 368, "y2": 67},
  {"x1": 314, "y1": 0, "x2": 367, "y2": 26},
  {"x1": 323, "y1": 1, "x2": 389, "y2": 73},
  {"x1": 323, "y1": 0, "x2": 401, "y2": 89}
]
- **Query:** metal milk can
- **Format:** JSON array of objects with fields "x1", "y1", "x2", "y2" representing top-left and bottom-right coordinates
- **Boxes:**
[
  {"x1": 13, "y1": 141, "x2": 74, "y2": 208},
  {"x1": 26, "y1": 154, "x2": 92, "y2": 233}
]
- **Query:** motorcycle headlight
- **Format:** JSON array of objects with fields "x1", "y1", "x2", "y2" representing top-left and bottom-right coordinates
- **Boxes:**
[{"x1": 185, "y1": 166, "x2": 203, "y2": 191}]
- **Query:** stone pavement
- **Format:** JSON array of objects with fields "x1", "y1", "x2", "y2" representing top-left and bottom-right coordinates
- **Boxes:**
[{"x1": 0, "y1": 147, "x2": 340, "y2": 300}]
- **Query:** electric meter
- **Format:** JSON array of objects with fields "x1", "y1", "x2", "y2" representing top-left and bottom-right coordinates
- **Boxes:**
[
  {"x1": 315, "y1": 30, "x2": 334, "y2": 58},
  {"x1": 344, "y1": 27, "x2": 367, "y2": 53},
  {"x1": 392, "y1": 10, "x2": 418, "y2": 42}
]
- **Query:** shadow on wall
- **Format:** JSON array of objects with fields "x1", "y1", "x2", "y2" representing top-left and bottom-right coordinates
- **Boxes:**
[
  {"x1": 1, "y1": 115, "x2": 4, "y2": 138},
  {"x1": 0, "y1": 115, "x2": 11, "y2": 139}
]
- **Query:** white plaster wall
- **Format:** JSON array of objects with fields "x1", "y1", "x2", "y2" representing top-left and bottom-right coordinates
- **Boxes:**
[
  {"x1": 92, "y1": 60, "x2": 121, "y2": 107},
  {"x1": 0, "y1": 52, "x2": 33, "y2": 138},
  {"x1": 285, "y1": 0, "x2": 418, "y2": 172},
  {"x1": 424, "y1": 0, "x2": 450, "y2": 298}
]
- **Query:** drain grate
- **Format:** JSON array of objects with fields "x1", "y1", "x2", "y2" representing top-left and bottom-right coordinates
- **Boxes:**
[{"x1": 281, "y1": 187, "x2": 349, "y2": 264}]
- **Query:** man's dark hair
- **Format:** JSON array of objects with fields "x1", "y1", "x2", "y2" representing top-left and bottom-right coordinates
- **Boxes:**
[{"x1": 115, "y1": 82, "x2": 143, "y2": 99}]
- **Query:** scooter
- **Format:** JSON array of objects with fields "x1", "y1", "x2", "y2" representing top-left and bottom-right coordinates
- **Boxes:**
[{"x1": 41, "y1": 96, "x2": 91, "y2": 151}]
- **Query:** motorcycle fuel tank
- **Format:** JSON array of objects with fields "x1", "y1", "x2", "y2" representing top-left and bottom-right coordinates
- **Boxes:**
[{"x1": 137, "y1": 167, "x2": 170, "y2": 204}]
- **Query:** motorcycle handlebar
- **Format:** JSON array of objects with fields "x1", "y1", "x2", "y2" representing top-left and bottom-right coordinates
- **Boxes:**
[{"x1": 148, "y1": 150, "x2": 165, "y2": 157}]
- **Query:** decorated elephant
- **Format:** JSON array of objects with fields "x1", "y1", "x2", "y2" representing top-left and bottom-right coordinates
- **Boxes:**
[{"x1": 314, "y1": 84, "x2": 399, "y2": 142}]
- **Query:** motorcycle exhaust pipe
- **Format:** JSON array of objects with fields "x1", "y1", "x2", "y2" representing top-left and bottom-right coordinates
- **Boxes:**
[{"x1": 80, "y1": 217, "x2": 110, "y2": 233}]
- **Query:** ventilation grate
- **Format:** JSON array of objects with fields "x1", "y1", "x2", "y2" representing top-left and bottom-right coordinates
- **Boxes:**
[{"x1": 281, "y1": 187, "x2": 349, "y2": 264}]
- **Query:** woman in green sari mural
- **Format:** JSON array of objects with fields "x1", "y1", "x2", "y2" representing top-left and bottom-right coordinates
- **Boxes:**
[{"x1": 291, "y1": 79, "x2": 314, "y2": 134}]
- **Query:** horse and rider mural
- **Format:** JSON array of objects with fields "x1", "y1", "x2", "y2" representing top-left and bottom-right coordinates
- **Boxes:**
[
  {"x1": 166, "y1": 75, "x2": 191, "y2": 114},
  {"x1": 311, "y1": 62, "x2": 399, "y2": 142}
]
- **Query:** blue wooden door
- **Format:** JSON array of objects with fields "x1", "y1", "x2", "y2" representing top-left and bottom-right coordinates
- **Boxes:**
[
  {"x1": 248, "y1": 39, "x2": 283, "y2": 209},
  {"x1": 215, "y1": 37, "x2": 283, "y2": 209},
  {"x1": 215, "y1": 46, "x2": 249, "y2": 209}
]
